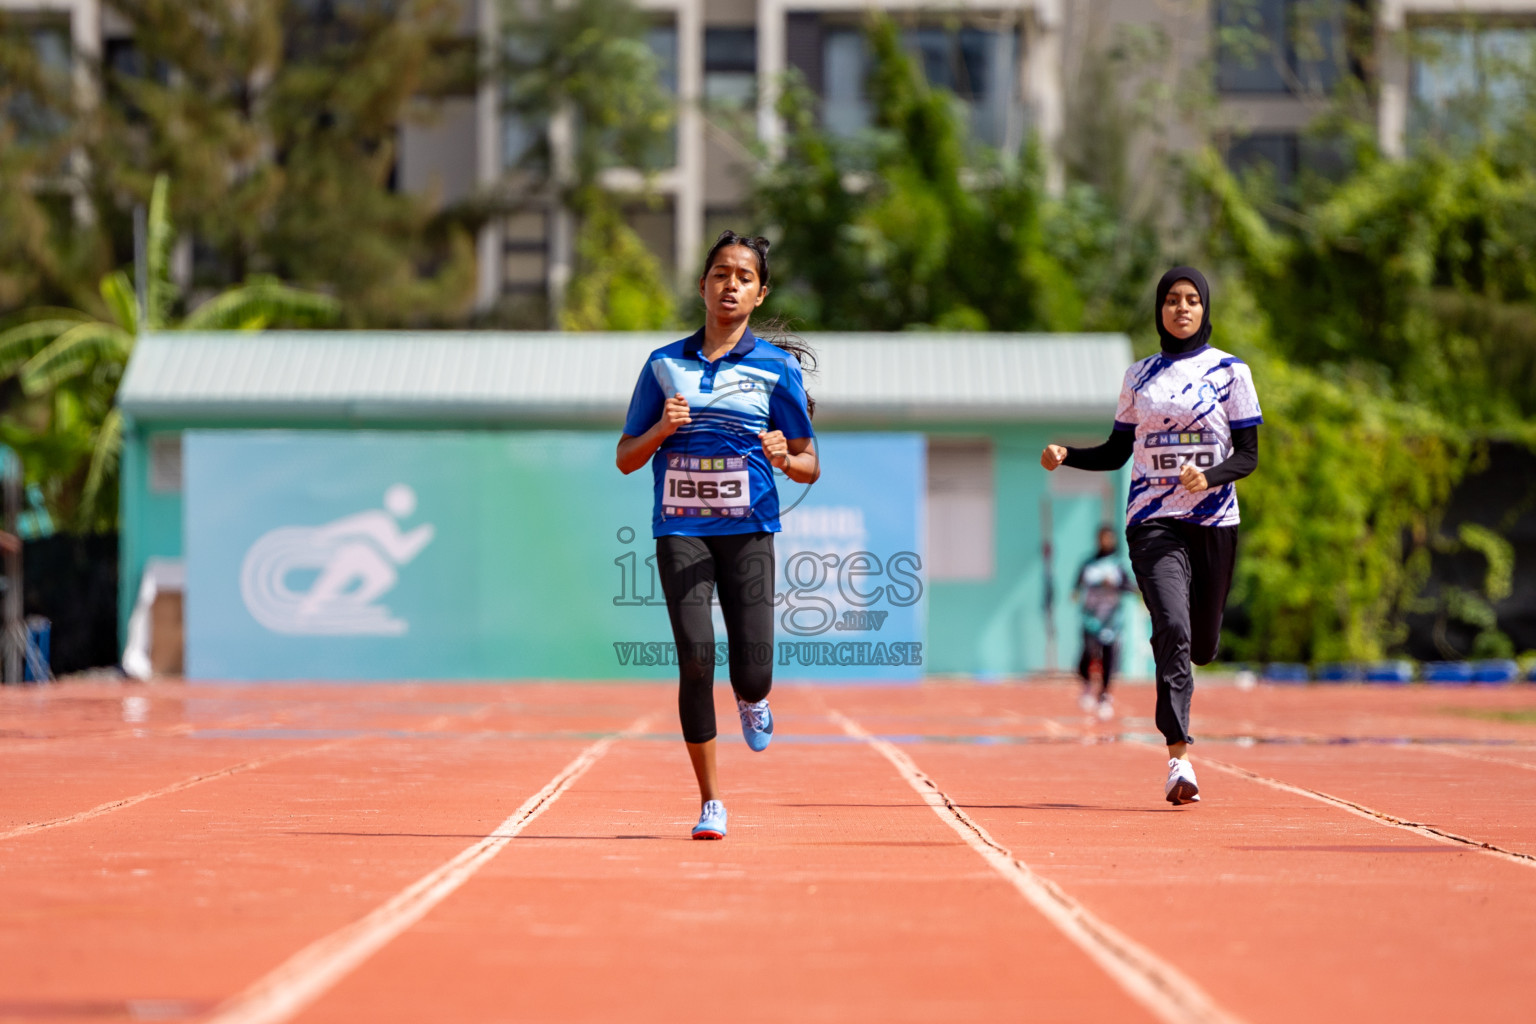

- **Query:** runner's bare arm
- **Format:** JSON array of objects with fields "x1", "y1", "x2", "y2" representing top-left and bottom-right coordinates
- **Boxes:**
[
  {"x1": 616, "y1": 394, "x2": 692, "y2": 474},
  {"x1": 759, "y1": 433, "x2": 819, "y2": 484}
]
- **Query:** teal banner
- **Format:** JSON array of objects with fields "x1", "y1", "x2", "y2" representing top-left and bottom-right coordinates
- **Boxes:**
[{"x1": 185, "y1": 431, "x2": 925, "y2": 682}]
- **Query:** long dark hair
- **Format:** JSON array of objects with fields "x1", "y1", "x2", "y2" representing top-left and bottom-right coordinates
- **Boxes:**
[{"x1": 701, "y1": 230, "x2": 816, "y2": 418}]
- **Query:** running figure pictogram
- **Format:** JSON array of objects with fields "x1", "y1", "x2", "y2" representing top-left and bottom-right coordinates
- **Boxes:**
[{"x1": 240, "y1": 484, "x2": 434, "y2": 636}]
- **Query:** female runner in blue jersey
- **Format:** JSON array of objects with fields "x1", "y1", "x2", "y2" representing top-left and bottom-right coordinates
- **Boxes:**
[
  {"x1": 1041, "y1": 267, "x2": 1262, "y2": 805},
  {"x1": 616, "y1": 231, "x2": 819, "y2": 840}
]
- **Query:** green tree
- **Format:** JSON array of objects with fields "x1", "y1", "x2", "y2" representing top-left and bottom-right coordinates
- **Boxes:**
[
  {"x1": 0, "y1": 12, "x2": 108, "y2": 312},
  {"x1": 1191, "y1": 143, "x2": 1536, "y2": 423},
  {"x1": 500, "y1": 0, "x2": 676, "y2": 329},
  {"x1": 1181, "y1": 118, "x2": 1536, "y2": 660},
  {"x1": 0, "y1": 176, "x2": 337, "y2": 531},
  {"x1": 85, "y1": 0, "x2": 476, "y2": 326},
  {"x1": 561, "y1": 204, "x2": 675, "y2": 330},
  {"x1": 756, "y1": 15, "x2": 1085, "y2": 332},
  {"x1": 1223, "y1": 344, "x2": 1465, "y2": 663}
]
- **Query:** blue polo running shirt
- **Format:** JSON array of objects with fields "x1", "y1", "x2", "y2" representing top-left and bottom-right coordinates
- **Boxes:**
[
  {"x1": 624, "y1": 327, "x2": 815, "y2": 538},
  {"x1": 1113, "y1": 344, "x2": 1263, "y2": 528}
]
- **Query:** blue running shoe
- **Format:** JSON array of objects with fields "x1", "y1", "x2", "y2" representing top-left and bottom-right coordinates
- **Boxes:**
[
  {"x1": 692, "y1": 799, "x2": 727, "y2": 840},
  {"x1": 737, "y1": 697, "x2": 773, "y2": 752}
]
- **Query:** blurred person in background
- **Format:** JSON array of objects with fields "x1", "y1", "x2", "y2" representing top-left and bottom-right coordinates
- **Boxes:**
[
  {"x1": 616, "y1": 231, "x2": 819, "y2": 841},
  {"x1": 1074, "y1": 524, "x2": 1137, "y2": 721},
  {"x1": 1041, "y1": 267, "x2": 1262, "y2": 806}
]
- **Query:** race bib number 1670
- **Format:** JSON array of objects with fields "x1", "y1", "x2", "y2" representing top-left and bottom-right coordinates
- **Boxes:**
[{"x1": 1139, "y1": 430, "x2": 1224, "y2": 486}]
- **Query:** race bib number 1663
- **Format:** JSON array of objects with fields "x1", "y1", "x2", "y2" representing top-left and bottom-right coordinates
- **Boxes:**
[{"x1": 663, "y1": 454, "x2": 751, "y2": 518}]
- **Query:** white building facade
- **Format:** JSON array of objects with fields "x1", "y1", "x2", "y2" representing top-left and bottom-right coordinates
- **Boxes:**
[{"x1": 5, "y1": 0, "x2": 1535, "y2": 313}]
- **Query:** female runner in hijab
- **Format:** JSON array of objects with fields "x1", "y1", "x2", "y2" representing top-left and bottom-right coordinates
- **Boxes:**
[{"x1": 1041, "y1": 267, "x2": 1262, "y2": 804}]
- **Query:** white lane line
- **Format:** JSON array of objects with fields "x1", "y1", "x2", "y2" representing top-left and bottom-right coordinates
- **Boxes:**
[
  {"x1": 8, "y1": 722, "x2": 197, "y2": 743},
  {"x1": 829, "y1": 710, "x2": 1246, "y2": 1024},
  {"x1": 206, "y1": 714, "x2": 654, "y2": 1024},
  {"x1": 1201, "y1": 756, "x2": 1536, "y2": 868},
  {"x1": 0, "y1": 739, "x2": 358, "y2": 842},
  {"x1": 1423, "y1": 744, "x2": 1536, "y2": 773},
  {"x1": 1041, "y1": 717, "x2": 1073, "y2": 738}
]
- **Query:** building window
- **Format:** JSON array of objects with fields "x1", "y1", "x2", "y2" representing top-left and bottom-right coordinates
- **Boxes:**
[
  {"x1": 502, "y1": 110, "x2": 543, "y2": 171},
  {"x1": 822, "y1": 27, "x2": 868, "y2": 137},
  {"x1": 927, "y1": 439, "x2": 994, "y2": 582},
  {"x1": 1226, "y1": 130, "x2": 1348, "y2": 193},
  {"x1": 149, "y1": 435, "x2": 183, "y2": 494},
  {"x1": 502, "y1": 21, "x2": 677, "y2": 173},
  {"x1": 643, "y1": 21, "x2": 678, "y2": 169},
  {"x1": 104, "y1": 37, "x2": 173, "y2": 124},
  {"x1": 910, "y1": 27, "x2": 1020, "y2": 147},
  {"x1": 705, "y1": 27, "x2": 756, "y2": 111},
  {"x1": 1411, "y1": 26, "x2": 1536, "y2": 142},
  {"x1": 1215, "y1": 0, "x2": 1347, "y2": 95},
  {"x1": 816, "y1": 22, "x2": 1022, "y2": 147},
  {"x1": 502, "y1": 210, "x2": 547, "y2": 295},
  {"x1": 4, "y1": 17, "x2": 72, "y2": 143},
  {"x1": 1227, "y1": 131, "x2": 1298, "y2": 188}
]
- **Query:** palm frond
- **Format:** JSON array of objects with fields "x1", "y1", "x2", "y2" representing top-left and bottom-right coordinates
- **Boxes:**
[
  {"x1": 0, "y1": 319, "x2": 79, "y2": 378},
  {"x1": 182, "y1": 277, "x2": 340, "y2": 331},
  {"x1": 0, "y1": 306, "x2": 93, "y2": 332},
  {"x1": 78, "y1": 407, "x2": 123, "y2": 531},
  {"x1": 145, "y1": 173, "x2": 177, "y2": 330},
  {"x1": 19, "y1": 320, "x2": 135, "y2": 394},
  {"x1": 101, "y1": 270, "x2": 139, "y2": 334}
]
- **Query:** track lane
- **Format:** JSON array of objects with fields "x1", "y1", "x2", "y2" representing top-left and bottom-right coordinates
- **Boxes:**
[
  {"x1": 1202, "y1": 746, "x2": 1536, "y2": 860},
  {"x1": 281, "y1": 689, "x2": 1162, "y2": 1024},
  {"x1": 5, "y1": 678, "x2": 1534, "y2": 1023},
  {"x1": 0, "y1": 687, "x2": 660, "y2": 1023},
  {"x1": 868, "y1": 737, "x2": 1536, "y2": 1024}
]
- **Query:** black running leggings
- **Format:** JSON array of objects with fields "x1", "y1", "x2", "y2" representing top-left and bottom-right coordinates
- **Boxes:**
[
  {"x1": 1078, "y1": 637, "x2": 1117, "y2": 694},
  {"x1": 656, "y1": 532, "x2": 776, "y2": 744},
  {"x1": 1126, "y1": 518, "x2": 1238, "y2": 746}
]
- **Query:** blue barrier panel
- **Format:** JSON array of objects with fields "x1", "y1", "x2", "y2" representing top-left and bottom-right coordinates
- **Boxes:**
[
  {"x1": 1263, "y1": 662, "x2": 1310, "y2": 683},
  {"x1": 1423, "y1": 661, "x2": 1474, "y2": 684},
  {"x1": 1470, "y1": 659, "x2": 1519, "y2": 684},
  {"x1": 22, "y1": 616, "x2": 50, "y2": 681},
  {"x1": 1315, "y1": 663, "x2": 1362, "y2": 683},
  {"x1": 1364, "y1": 660, "x2": 1414, "y2": 683}
]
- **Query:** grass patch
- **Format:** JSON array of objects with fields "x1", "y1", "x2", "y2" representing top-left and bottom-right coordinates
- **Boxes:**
[{"x1": 1442, "y1": 707, "x2": 1536, "y2": 726}]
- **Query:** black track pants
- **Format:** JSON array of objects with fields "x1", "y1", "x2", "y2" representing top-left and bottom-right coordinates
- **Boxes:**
[
  {"x1": 1126, "y1": 519, "x2": 1238, "y2": 746},
  {"x1": 656, "y1": 532, "x2": 776, "y2": 744},
  {"x1": 1077, "y1": 637, "x2": 1117, "y2": 694}
]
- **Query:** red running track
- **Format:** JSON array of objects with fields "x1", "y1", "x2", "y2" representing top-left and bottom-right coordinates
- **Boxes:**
[{"x1": 1, "y1": 678, "x2": 1533, "y2": 1023}]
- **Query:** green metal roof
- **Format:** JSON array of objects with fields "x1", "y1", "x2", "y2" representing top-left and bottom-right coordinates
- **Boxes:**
[{"x1": 118, "y1": 330, "x2": 1133, "y2": 424}]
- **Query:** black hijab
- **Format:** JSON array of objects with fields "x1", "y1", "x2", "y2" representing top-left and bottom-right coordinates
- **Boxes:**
[{"x1": 1154, "y1": 266, "x2": 1212, "y2": 356}]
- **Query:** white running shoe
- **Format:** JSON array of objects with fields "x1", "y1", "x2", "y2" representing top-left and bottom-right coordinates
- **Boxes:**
[
  {"x1": 1096, "y1": 696, "x2": 1114, "y2": 722},
  {"x1": 1165, "y1": 757, "x2": 1200, "y2": 805},
  {"x1": 1078, "y1": 689, "x2": 1096, "y2": 713}
]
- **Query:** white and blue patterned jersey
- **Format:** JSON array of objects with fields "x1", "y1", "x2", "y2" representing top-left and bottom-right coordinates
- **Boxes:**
[
  {"x1": 1113, "y1": 344, "x2": 1263, "y2": 528},
  {"x1": 624, "y1": 327, "x2": 815, "y2": 538}
]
